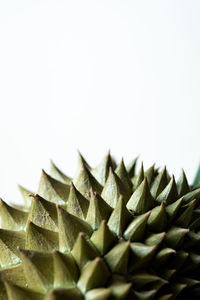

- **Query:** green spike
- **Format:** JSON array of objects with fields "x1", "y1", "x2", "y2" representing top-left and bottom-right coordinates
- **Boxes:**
[
  {"x1": 190, "y1": 215, "x2": 200, "y2": 230},
  {"x1": 73, "y1": 151, "x2": 91, "y2": 183},
  {"x1": 45, "y1": 287, "x2": 83, "y2": 300},
  {"x1": 66, "y1": 183, "x2": 89, "y2": 219},
  {"x1": 130, "y1": 243, "x2": 157, "y2": 271},
  {"x1": 108, "y1": 196, "x2": 132, "y2": 236},
  {"x1": 194, "y1": 207, "x2": 200, "y2": 219},
  {"x1": 28, "y1": 194, "x2": 58, "y2": 231},
  {"x1": 177, "y1": 169, "x2": 190, "y2": 197},
  {"x1": 101, "y1": 168, "x2": 124, "y2": 208},
  {"x1": 57, "y1": 205, "x2": 92, "y2": 252},
  {"x1": 132, "y1": 289, "x2": 157, "y2": 300},
  {"x1": 169, "y1": 250, "x2": 189, "y2": 271},
  {"x1": 175, "y1": 199, "x2": 196, "y2": 227},
  {"x1": 156, "y1": 175, "x2": 178, "y2": 205},
  {"x1": 165, "y1": 227, "x2": 189, "y2": 248},
  {"x1": 86, "y1": 191, "x2": 112, "y2": 230},
  {"x1": 73, "y1": 161, "x2": 103, "y2": 199},
  {"x1": 115, "y1": 158, "x2": 132, "y2": 194},
  {"x1": 181, "y1": 252, "x2": 200, "y2": 272},
  {"x1": 194, "y1": 206, "x2": 200, "y2": 214},
  {"x1": 147, "y1": 202, "x2": 167, "y2": 232},
  {"x1": 77, "y1": 151, "x2": 91, "y2": 171},
  {"x1": 26, "y1": 221, "x2": 59, "y2": 251},
  {"x1": 91, "y1": 152, "x2": 113, "y2": 186},
  {"x1": 71, "y1": 232, "x2": 98, "y2": 269},
  {"x1": 0, "y1": 199, "x2": 28, "y2": 231},
  {"x1": 144, "y1": 164, "x2": 156, "y2": 186},
  {"x1": 90, "y1": 220, "x2": 116, "y2": 255},
  {"x1": 165, "y1": 198, "x2": 183, "y2": 222},
  {"x1": 50, "y1": 160, "x2": 71, "y2": 184},
  {"x1": 110, "y1": 281, "x2": 132, "y2": 299},
  {"x1": 148, "y1": 278, "x2": 167, "y2": 293},
  {"x1": 5, "y1": 281, "x2": 43, "y2": 300},
  {"x1": 19, "y1": 248, "x2": 53, "y2": 293},
  {"x1": 86, "y1": 288, "x2": 111, "y2": 300},
  {"x1": 157, "y1": 295, "x2": 173, "y2": 300},
  {"x1": 179, "y1": 277, "x2": 200, "y2": 287},
  {"x1": 160, "y1": 269, "x2": 176, "y2": 280},
  {"x1": 53, "y1": 250, "x2": 79, "y2": 288},
  {"x1": 123, "y1": 212, "x2": 150, "y2": 241},
  {"x1": 182, "y1": 187, "x2": 200, "y2": 203},
  {"x1": 193, "y1": 164, "x2": 200, "y2": 186},
  {"x1": 194, "y1": 208, "x2": 200, "y2": 217},
  {"x1": 145, "y1": 232, "x2": 166, "y2": 246},
  {"x1": 131, "y1": 273, "x2": 166, "y2": 289},
  {"x1": 126, "y1": 156, "x2": 138, "y2": 178},
  {"x1": 18, "y1": 185, "x2": 33, "y2": 209},
  {"x1": 0, "y1": 264, "x2": 25, "y2": 286},
  {"x1": 150, "y1": 166, "x2": 168, "y2": 198},
  {"x1": 153, "y1": 248, "x2": 176, "y2": 267},
  {"x1": 184, "y1": 231, "x2": 200, "y2": 249},
  {"x1": 104, "y1": 241, "x2": 130, "y2": 274},
  {"x1": 38, "y1": 170, "x2": 70, "y2": 205},
  {"x1": 134, "y1": 162, "x2": 144, "y2": 189},
  {"x1": 170, "y1": 282, "x2": 186, "y2": 298},
  {"x1": 191, "y1": 251, "x2": 200, "y2": 267},
  {"x1": 77, "y1": 257, "x2": 110, "y2": 293},
  {"x1": 0, "y1": 229, "x2": 25, "y2": 268},
  {"x1": 127, "y1": 178, "x2": 154, "y2": 214}
]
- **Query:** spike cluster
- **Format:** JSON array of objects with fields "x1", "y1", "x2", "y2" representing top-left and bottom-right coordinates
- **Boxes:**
[{"x1": 0, "y1": 153, "x2": 200, "y2": 300}]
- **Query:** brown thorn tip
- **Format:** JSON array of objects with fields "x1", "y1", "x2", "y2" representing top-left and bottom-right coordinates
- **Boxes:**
[
  {"x1": 119, "y1": 195, "x2": 123, "y2": 201},
  {"x1": 95, "y1": 257, "x2": 101, "y2": 262},
  {"x1": 56, "y1": 204, "x2": 61, "y2": 211},
  {"x1": 161, "y1": 201, "x2": 165, "y2": 208},
  {"x1": 109, "y1": 166, "x2": 113, "y2": 173},
  {"x1": 42, "y1": 169, "x2": 47, "y2": 176}
]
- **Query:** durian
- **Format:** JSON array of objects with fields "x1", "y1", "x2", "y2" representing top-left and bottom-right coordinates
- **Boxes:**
[{"x1": 0, "y1": 153, "x2": 200, "y2": 300}]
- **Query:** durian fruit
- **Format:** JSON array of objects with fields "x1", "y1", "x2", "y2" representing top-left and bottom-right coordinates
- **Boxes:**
[{"x1": 0, "y1": 153, "x2": 200, "y2": 300}]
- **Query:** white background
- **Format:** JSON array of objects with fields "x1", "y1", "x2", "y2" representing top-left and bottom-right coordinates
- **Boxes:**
[{"x1": 0, "y1": 0, "x2": 200, "y2": 205}]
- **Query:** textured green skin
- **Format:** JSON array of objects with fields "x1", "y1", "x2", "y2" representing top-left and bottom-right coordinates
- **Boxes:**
[{"x1": 0, "y1": 153, "x2": 200, "y2": 300}]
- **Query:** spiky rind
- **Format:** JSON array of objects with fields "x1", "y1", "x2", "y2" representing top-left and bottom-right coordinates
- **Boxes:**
[{"x1": 0, "y1": 153, "x2": 200, "y2": 300}]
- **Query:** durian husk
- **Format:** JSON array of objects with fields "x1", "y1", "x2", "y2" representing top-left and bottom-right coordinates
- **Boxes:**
[{"x1": 0, "y1": 153, "x2": 200, "y2": 300}]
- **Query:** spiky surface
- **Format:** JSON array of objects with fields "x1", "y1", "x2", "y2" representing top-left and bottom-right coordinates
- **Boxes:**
[{"x1": 0, "y1": 154, "x2": 200, "y2": 300}]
